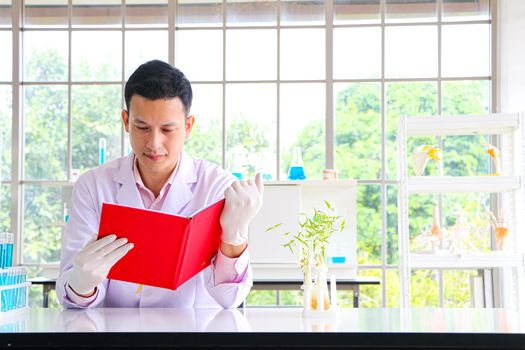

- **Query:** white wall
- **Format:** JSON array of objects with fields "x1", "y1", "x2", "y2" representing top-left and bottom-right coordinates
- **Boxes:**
[{"x1": 498, "y1": 0, "x2": 525, "y2": 112}]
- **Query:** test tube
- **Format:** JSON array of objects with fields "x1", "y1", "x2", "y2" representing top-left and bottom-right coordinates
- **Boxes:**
[
  {"x1": 99, "y1": 138, "x2": 107, "y2": 165},
  {"x1": 0, "y1": 233, "x2": 5, "y2": 269},
  {"x1": 7, "y1": 233, "x2": 13, "y2": 268}
]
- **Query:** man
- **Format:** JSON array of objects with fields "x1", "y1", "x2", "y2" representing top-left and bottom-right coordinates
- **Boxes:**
[{"x1": 57, "y1": 60, "x2": 263, "y2": 308}]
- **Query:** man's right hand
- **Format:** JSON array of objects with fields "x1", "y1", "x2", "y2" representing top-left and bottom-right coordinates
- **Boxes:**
[{"x1": 67, "y1": 234, "x2": 134, "y2": 297}]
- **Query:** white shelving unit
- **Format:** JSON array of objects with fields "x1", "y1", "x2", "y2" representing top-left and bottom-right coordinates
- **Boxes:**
[{"x1": 397, "y1": 112, "x2": 525, "y2": 309}]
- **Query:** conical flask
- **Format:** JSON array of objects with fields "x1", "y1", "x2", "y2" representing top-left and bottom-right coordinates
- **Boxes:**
[{"x1": 288, "y1": 146, "x2": 307, "y2": 180}]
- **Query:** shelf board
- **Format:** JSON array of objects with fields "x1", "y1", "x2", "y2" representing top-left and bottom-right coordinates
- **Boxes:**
[
  {"x1": 265, "y1": 180, "x2": 357, "y2": 187},
  {"x1": 407, "y1": 176, "x2": 521, "y2": 194},
  {"x1": 410, "y1": 252, "x2": 524, "y2": 269},
  {"x1": 404, "y1": 113, "x2": 520, "y2": 136}
]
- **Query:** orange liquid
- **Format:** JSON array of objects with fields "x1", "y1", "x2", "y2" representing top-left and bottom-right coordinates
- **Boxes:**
[{"x1": 495, "y1": 227, "x2": 509, "y2": 239}]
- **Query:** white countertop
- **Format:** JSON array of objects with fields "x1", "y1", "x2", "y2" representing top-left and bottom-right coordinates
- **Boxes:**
[{"x1": 1, "y1": 307, "x2": 524, "y2": 334}]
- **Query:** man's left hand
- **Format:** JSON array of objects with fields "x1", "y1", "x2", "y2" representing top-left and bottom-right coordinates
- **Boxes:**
[{"x1": 220, "y1": 173, "x2": 264, "y2": 246}]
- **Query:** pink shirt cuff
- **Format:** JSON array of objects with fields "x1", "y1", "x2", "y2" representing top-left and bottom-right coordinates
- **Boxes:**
[
  {"x1": 65, "y1": 283, "x2": 99, "y2": 307},
  {"x1": 213, "y1": 247, "x2": 250, "y2": 285}
]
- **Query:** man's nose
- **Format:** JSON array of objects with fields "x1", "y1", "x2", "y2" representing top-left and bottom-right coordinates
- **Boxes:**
[{"x1": 146, "y1": 129, "x2": 162, "y2": 150}]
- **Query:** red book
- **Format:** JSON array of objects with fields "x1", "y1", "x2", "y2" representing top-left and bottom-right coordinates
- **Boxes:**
[{"x1": 97, "y1": 199, "x2": 225, "y2": 290}]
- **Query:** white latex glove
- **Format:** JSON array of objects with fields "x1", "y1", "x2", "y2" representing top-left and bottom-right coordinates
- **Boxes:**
[
  {"x1": 68, "y1": 234, "x2": 134, "y2": 296},
  {"x1": 220, "y1": 173, "x2": 264, "y2": 246}
]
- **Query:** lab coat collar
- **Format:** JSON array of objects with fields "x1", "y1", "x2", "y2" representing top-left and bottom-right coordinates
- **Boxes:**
[
  {"x1": 113, "y1": 152, "x2": 197, "y2": 214},
  {"x1": 160, "y1": 151, "x2": 197, "y2": 215},
  {"x1": 114, "y1": 154, "x2": 144, "y2": 209}
]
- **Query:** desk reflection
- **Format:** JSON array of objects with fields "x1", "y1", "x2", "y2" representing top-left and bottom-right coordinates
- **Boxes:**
[{"x1": 59, "y1": 308, "x2": 251, "y2": 333}]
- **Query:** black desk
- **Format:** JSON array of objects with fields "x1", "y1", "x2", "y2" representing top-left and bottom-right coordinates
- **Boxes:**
[
  {"x1": 28, "y1": 277, "x2": 380, "y2": 308},
  {"x1": 252, "y1": 277, "x2": 380, "y2": 308},
  {"x1": 28, "y1": 277, "x2": 56, "y2": 308}
]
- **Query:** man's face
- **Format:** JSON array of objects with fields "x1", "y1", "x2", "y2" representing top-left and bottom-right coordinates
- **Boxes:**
[{"x1": 122, "y1": 95, "x2": 194, "y2": 180}]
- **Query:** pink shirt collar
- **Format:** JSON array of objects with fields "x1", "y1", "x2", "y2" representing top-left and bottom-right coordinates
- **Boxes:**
[{"x1": 132, "y1": 154, "x2": 181, "y2": 208}]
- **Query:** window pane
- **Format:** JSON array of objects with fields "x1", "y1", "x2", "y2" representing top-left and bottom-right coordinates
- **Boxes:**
[
  {"x1": 177, "y1": 0, "x2": 223, "y2": 28},
  {"x1": 387, "y1": 185, "x2": 398, "y2": 265},
  {"x1": 280, "y1": 0, "x2": 324, "y2": 26},
  {"x1": 386, "y1": 82, "x2": 438, "y2": 179},
  {"x1": 385, "y1": 26, "x2": 437, "y2": 78},
  {"x1": 411, "y1": 269, "x2": 438, "y2": 306},
  {"x1": 24, "y1": 0, "x2": 68, "y2": 27},
  {"x1": 442, "y1": 0, "x2": 489, "y2": 22},
  {"x1": 442, "y1": 80, "x2": 490, "y2": 115},
  {"x1": 0, "y1": 0, "x2": 11, "y2": 27},
  {"x1": 442, "y1": 24, "x2": 490, "y2": 78},
  {"x1": 280, "y1": 83, "x2": 325, "y2": 180},
  {"x1": 280, "y1": 29, "x2": 324, "y2": 80},
  {"x1": 386, "y1": 0, "x2": 437, "y2": 23},
  {"x1": 335, "y1": 83, "x2": 381, "y2": 180},
  {"x1": 23, "y1": 185, "x2": 62, "y2": 264},
  {"x1": 226, "y1": 0, "x2": 276, "y2": 26},
  {"x1": 357, "y1": 184, "x2": 381, "y2": 265},
  {"x1": 175, "y1": 30, "x2": 222, "y2": 81},
  {"x1": 246, "y1": 290, "x2": 277, "y2": 306},
  {"x1": 0, "y1": 86, "x2": 11, "y2": 180},
  {"x1": 72, "y1": 31, "x2": 122, "y2": 81},
  {"x1": 72, "y1": 85, "x2": 122, "y2": 173},
  {"x1": 0, "y1": 31, "x2": 11, "y2": 81},
  {"x1": 442, "y1": 134, "x2": 490, "y2": 176},
  {"x1": 125, "y1": 30, "x2": 168, "y2": 79},
  {"x1": 24, "y1": 86, "x2": 68, "y2": 180},
  {"x1": 386, "y1": 268, "x2": 400, "y2": 307},
  {"x1": 334, "y1": 0, "x2": 380, "y2": 25},
  {"x1": 185, "y1": 84, "x2": 222, "y2": 165},
  {"x1": 357, "y1": 269, "x2": 382, "y2": 308},
  {"x1": 226, "y1": 29, "x2": 276, "y2": 81},
  {"x1": 125, "y1": 0, "x2": 168, "y2": 28},
  {"x1": 0, "y1": 184, "x2": 11, "y2": 231},
  {"x1": 226, "y1": 84, "x2": 276, "y2": 179},
  {"x1": 407, "y1": 193, "x2": 434, "y2": 253},
  {"x1": 444, "y1": 270, "x2": 479, "y2": 307},
  {"x1": 333, "y1": 27, "x2": 381, "y2": 79},
  {"x1": 24, "y1": 31, "x2": 68, "y2": 82},
  {"x1": 72, "y1": 0, "x2": 122, "y2": 27}
]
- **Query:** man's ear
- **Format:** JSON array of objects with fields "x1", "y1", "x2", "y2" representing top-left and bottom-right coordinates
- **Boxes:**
[
  {"x1": 122, "y1": 109, "x2": 130, "y2": 133},
  {"x1": 185, "y1": 115, "x2": 195, "y2": 139}
]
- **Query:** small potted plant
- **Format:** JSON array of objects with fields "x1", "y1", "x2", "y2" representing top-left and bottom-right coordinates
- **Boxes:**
[{"x1": 267, "y1": 201, "x2": 345, "y2": 314}]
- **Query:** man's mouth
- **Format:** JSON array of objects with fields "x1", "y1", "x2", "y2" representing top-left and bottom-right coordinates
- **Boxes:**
[{"x1": 145, "y1": 154, "x2": 165, "y2": 161}]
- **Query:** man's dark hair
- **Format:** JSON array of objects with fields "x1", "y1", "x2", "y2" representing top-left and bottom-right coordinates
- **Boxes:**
[{"x1": 124, "y1": 60, "x2": 192, "y2": 117}]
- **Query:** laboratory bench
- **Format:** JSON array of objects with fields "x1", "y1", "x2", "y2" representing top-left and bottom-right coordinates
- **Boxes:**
[{"x1": 0, "y1": 307, "x2": 524, "y2": 349}]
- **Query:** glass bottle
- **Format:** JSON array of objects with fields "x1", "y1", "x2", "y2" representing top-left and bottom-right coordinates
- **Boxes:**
[{"x1": 288, "y1": 146, "x2": 307, "y2": 180}]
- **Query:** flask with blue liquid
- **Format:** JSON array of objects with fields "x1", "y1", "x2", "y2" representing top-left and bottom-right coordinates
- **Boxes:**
[{"x1": 287, "y1": 146, "x2": 307, "y2": 180}]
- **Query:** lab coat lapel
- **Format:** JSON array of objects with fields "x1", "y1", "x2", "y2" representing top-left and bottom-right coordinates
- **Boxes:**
[
  {"x1": 114, "y1": 153, "x2": 145, "y2": 209},
  {"x1": 160, "y1": 152, "x2": 197, "y2": 216}
]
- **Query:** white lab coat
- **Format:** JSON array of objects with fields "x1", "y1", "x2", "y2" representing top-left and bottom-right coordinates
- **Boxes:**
[{"x1": 56, "y1": 152, "x2": 252, "y2": 308}]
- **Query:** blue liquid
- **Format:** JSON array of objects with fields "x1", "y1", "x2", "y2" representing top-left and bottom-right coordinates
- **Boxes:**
[
  {"x1": 288, "y1": 166, "x2": 306, "y2": 180},
  {"x1": 99, "y1": 148, "x2": 106, "y2": 165},
  {"x1": 232, "y1": 172, "x2": 244, "y2": 180},
  {"x1": 330, "y1": 256, "x2": 346, "y2": 264},
  {"x1": 6, "y1": 244, "x2": 12, "y2": 268}
]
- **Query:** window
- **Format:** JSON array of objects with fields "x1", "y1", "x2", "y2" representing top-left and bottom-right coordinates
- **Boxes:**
[{"x1": 4, "y1": 0, "x2": 493, "y2": 308}]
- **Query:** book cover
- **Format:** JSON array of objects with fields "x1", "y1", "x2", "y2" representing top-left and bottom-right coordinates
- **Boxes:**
[{"x1": 97, "y1": 199, "x2": 225, "y2": 290}]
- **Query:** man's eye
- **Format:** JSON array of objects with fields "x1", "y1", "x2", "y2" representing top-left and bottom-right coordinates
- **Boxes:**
[
  {"x1": 136, "y1": 126, "x2": 148, "y2": 131},
  {"x1": 163, "y1": 129, "x2": 175, "y2": 133}
]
